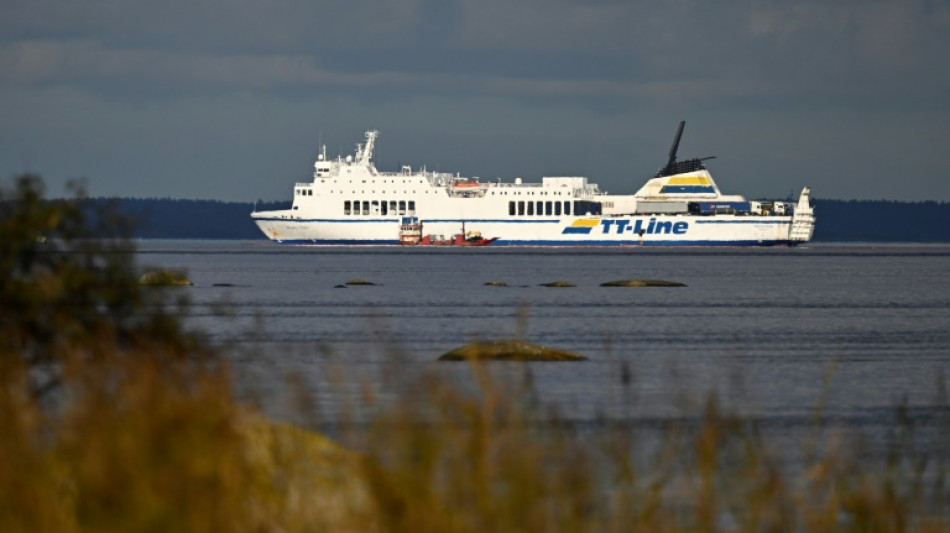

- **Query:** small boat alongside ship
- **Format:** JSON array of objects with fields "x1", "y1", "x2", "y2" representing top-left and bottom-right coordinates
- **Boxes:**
[
  {"x1": 398, "y1": 218, "x2": 498, "y2": 246},
  {"x1": 251, "y1": 123, "x2": 815, "y2": 246}
]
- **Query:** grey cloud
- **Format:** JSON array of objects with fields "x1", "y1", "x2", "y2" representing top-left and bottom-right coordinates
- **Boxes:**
[
  {"x1": 0, "y1": 0, "x2": 423, "y2": 52},
  {"x1": 0, "y1": 0, "x2": 948, "y2": 202},
  {"x1": 0, "y1": 39, "x2": 772, "y2": 104}
]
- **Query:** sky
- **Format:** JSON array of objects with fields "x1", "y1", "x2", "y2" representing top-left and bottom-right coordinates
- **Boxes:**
[{"x1": 1, "y1": 0, "x2": 948, "y2": 202}]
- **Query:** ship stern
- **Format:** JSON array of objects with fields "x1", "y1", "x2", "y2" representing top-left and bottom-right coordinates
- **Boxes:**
[{"x1": 789, "y1": 187, "x2": 816, "y2": 242}]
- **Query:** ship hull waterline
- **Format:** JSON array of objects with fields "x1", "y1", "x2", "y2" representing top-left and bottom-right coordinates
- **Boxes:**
[{"x1": 252, "y1": 215, "x2": 807, "y2": 247}]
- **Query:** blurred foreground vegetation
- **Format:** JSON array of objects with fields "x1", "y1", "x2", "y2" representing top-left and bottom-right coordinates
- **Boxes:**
[{"x1": 2, "y1": 175, "x2": 949, "y2": 532}]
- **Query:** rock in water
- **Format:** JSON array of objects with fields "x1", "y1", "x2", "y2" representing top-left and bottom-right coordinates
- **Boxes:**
[
  {"x1": 139, "y1": 270, "x2": 193, "y2": 286},
  {"x1": 600, "y1": 279, "x2": 686, "y2": 287},
  {"x1": 439, "y1": 340, "x2": 587, "y2": 361},
  {"x1": 540, "y1": 281, "x2": 576, "y2": 288}
]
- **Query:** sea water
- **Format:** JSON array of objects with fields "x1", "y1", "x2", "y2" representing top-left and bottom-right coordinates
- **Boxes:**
[{"x1": 137, "y1": 241, "x2": 950, "y2": 446}]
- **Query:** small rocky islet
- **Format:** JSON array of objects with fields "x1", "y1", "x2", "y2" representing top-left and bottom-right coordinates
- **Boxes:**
[{"x1": 439, "y1": 340, "x2": 587, "y2": 362}]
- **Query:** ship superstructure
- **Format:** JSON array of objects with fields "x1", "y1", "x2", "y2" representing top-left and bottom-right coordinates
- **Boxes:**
[{"x1": 251, "y1": 124, "x2": 815, "y2": 246}]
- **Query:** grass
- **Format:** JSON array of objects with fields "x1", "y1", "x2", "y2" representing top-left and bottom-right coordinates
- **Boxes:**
[{"x1": 3, "y1": 174, "x2": 949, "y2": 532}]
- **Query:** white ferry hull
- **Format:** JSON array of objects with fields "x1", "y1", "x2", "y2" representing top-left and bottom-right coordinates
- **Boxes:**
[
  {"x1": 253, "y1": 214, "x2": 807, "y2": 246},
  {"x1": 251, "y1": 126, "x2": 815, "y2": 247}
]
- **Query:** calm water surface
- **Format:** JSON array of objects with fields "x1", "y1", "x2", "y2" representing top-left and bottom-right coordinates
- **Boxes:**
[{"x1": 138, "y1": 241, "x2": 950, "y2": 435}]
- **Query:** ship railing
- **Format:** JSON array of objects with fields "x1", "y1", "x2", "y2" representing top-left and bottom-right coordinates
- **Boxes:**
[
  {"x1": 574, "y1": 187, "x2": 603, "y2": 196},
  {"x1": 488, "y1": 182, "x2": 543, "y2": 188},
  {"x1": 377, "y1": 170, "x2": 459, "y2": 179}
]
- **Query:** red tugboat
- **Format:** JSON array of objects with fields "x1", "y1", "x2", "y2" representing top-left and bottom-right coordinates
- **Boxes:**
[{"x1": 399, "y1": 217, "x2": 498, "y2": 246}]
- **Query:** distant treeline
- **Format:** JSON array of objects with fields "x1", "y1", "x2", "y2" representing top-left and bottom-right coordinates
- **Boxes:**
[
  {"x1": 81, "y1": 197, "x2": 950, "y2": 242},
  {"x1": 810, "y1": 199, "x2": 950, "y2": 242},
  {"x1": 82, "y1": 198, "x2": 288, "y2": 240}
]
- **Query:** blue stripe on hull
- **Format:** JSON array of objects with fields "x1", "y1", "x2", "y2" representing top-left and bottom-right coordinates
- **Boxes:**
[
  {"x1": 272, "y1": 239, "x2": 398, "y2": 245},
  {"x1": 253, "y1": 217, "x2": 563, "y2": 224},
  {"x1": 492, "y1": 240, "x2": 797, "y2": 247},
  {"x1": 269, "y1": 239, "x2": 798, "y2": 247},
  {"x1": 659, "y1": 185, "x2": 716, "y2": 194},
  {"x1": 257, "y1": 217, "x2": 791, "y2": 226},
  {"x1": 694, "y1": 219, "x2": 789, "y2": 225}
]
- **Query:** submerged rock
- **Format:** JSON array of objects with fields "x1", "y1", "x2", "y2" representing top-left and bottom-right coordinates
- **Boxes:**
[
  {"x1": 540, "y1": 281, "x2": 576, "y2": 288},
  {"x1": 138, "y1": 270, "x2": 193, "y2": 286},
  {"x1": 344, "y1": 279, "x2": 375, "y2": 286},
  {"x1": 600, "y1": 279, "x2": 687, "y2": 287},
  {"x1": 484, "y1": 281, "x2": 508, "y2": 287},
  {"x1": 439, "y1": 340, "x2": 588, "y2": 362}
]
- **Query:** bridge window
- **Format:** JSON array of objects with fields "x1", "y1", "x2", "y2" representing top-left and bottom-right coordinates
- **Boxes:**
[
  {"x1": 390, "y1": 201, "x2": 397, "y2": 214},
  {"x1": 344, "y1": 201, "x2": 351, "y2": 215},
  {"x1": 537, "y1": 201, "x2": 543, "y2": 216},
  {"x1": 372, "y1": 200, "x2": 379, "y2": 215},
  {"x1": 399, "y1": 201, "x2": 406, "y2": 215},
  {"x1": 545, "y1": 201, "x2": 552, "y2": 216},
  {"x1": 527, "y1": 202, "x2": 534, "y2": 215},
  {"x1": 408, "y1": 201, "x2": 415, "y2": 214},
  {"x1": 518, "y1": 201, "x2": 525, "y2": 216},
  {"x1": 381, "y1": 201, "x2": 388, "y2": 215},
  {"x1": 509, "y1": 201, "x2": 515, "y2": 216},
  {"x1": 564, "y1": 201, "x2": 570, "y2": 215},
  {"x1": 554, "y1": 202, "x2": 561, "y2": 216}
]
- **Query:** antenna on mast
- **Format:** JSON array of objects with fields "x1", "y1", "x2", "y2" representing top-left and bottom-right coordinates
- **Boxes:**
[{"x1": 359, "y1": 130, "x2": 379, "y2": 164}]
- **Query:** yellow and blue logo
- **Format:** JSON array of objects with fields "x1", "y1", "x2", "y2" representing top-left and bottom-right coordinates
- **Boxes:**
[
  {"x1": 561, "y1": 219, "x2": 600, "y2": 235},
  {"x1": 659, "y1": 175, "x2": 715, "y2": 194}
]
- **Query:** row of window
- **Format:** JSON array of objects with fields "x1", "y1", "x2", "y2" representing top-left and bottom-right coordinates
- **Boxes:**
[
  {"x1": 342, "y1": 199, "x2": 602, "y2": 217},
  {"x1": 306, "y1": 186, "x2": 571, "y2": 197},
  {"x1": 345, "y1": 200, "x2": 416, "y2": 216},
  {"x1": 303, "y1": 186, "x2": 570, "y2": 198},
  {"x1": 508, "y1": 201, "x2": 603, "y2": 217}
]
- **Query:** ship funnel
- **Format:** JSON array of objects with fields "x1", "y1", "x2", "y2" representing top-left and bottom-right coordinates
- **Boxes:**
[{"x1": 656, "y1": 120, "x2": 715, "y2": 177}]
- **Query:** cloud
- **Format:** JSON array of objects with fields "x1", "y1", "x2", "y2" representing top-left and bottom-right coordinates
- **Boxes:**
[
  {"x1": 0, "y1": 39, "x2": 771, "y2": 105},
  {"x1": 0, "y1": 0, "x2": 948, "y2": 201},
  {"x1": 3, "y1": 0, "x2": 948, "y2": 107},
  {"x1": 0, "y1": 0, "x2": 424, "y2": 52}
]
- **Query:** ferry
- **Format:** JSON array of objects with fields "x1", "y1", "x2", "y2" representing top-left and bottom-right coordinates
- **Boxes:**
[{"x1": 251, "y1": 123, "x2": 815, "y2": 246}]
